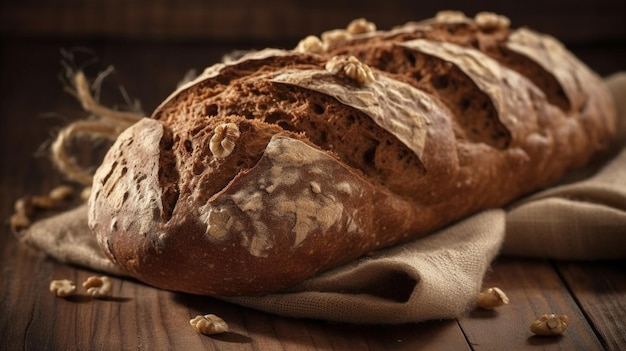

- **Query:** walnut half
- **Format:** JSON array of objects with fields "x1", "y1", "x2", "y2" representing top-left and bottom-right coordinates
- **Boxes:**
[
  {"x1": 435, "y1": 10, "x2": 468, "y2": 23},
  {"x1": 295, "y1": 35, "x2": 324, "y2": 54},
  {"x1": 530, "y1": 314, "x2": 569, "y2": 336},
  {"x1": 474, "y1": 12, "x2": 511, "y2": 31},
  {"x1": 82, "y1": 275, "x2": 113, "y2": 298},
  {"x1": 346, "y1": 18, "x2": 376, "y2": 35},
  {"x1": 190, "y1": 314, "x2": 229, "y2": 335},
  {"x1": 476, "y1": 287, "x2": 510, "y2": 309},
  {"x1": 325, "y1": 55, "x2": 375, "y2": 85},
  {"x1": 50, "y1": 279, "x2": 77, "y2": 297},
  {"x1": 209, "y1": 123, "x2": 240, "y2": 159}
]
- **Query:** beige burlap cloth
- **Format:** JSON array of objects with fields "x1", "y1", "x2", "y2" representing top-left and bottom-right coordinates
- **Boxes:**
[{"x1": 17, "y1": 73, "x2": 626, "y2": 324}]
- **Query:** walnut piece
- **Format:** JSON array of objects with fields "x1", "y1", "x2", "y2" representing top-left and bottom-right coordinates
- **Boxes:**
[
  {"x1": 190, "y1": 314, "x2": 229, "y2": 335},
  {"x1": 295, "y1": 35, "x2": 324, "y2": 54},
  {"x1": 209, "y1": 123, "x2": 240, "y2": 159},
  {"x1": 475, "y1": 12, "x2": 511, "y2": 30},
  {"x1": 325, "y1": 55, "x2": 375, "y2": 85},
  {"x1": 435, "y1": 10, "x2": 468, "y2": 22},
  {"x1": 50, "y1": 279, "x2": 76, "y2": 297},
  {"x1": 530, "y1": 314, "x2": 569, "y2": 336},
  {"x1": 346, "y1": 18, "x2": 376, "y2": 35},
  {"x1": 476, "y1": 287, "x2": 510, "y2": 309},
  {"x1": 82, "y1": 275, "x2": 113, "y2": 298},
  {"x1": 309, "y1": 181, "x2": 322, "y2": 194},
  {"x1": 321, "y1": 29, "x2": 351, "y2": 46}
]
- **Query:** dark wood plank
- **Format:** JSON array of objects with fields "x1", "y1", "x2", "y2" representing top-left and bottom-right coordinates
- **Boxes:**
[
  {"x1": 556, "y1": 261, "x2": 626, "y2": 350},
  {"x1": 0, "y1": 241, "x2": 474, "y2": 350},
  {"x1": 458, "y1": 258, "x2": 605, "y2": 350}
]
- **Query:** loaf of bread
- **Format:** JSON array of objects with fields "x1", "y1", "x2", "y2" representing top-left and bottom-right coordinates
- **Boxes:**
[{"x1": 88, "y1": 11, "x2": 617, "y2": 296}]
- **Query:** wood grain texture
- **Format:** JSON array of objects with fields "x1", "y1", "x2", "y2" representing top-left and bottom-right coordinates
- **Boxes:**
[
  {"x1": 458, "y1": 258, "x2": 605, "y2": 350},
  {"x1": 1, "y1": 21, "x2": 625, "y2": 350},
  {"x1": 556, "y1": 261, "x2": 626, "y2": 350}
]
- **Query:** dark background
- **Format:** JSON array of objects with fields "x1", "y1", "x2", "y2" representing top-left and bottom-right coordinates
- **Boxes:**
[
  {"x1": 1, "y1": 0, "x2": 625, "y2": 44},
  {"x1": 1, "y1": 0, "x2": 624, "y2": 108}
]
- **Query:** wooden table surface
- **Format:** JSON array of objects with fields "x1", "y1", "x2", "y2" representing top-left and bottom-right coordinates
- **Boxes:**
[{"x1": 1, "y1": 14, "x2": 625, "y2": 350}]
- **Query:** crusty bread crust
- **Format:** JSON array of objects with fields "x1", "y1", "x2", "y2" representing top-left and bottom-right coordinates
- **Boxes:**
[{"x1": 89, "y1": 13, "x2": 616, "y2": 296}]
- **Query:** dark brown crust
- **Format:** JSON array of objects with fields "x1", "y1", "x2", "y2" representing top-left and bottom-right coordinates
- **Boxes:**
[{"x1": 89, "y1": 13, "x2": 617, "y2": 296}]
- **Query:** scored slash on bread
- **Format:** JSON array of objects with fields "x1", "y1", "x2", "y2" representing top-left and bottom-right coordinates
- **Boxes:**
[{"x1": 88, "y1": 12, "x2": 617, "y2": 296}]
